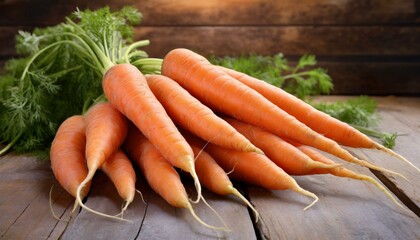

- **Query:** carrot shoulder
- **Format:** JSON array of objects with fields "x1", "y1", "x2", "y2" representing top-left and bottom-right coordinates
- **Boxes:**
[
  {"x1": 219, "y1": 66, "x2": 418, "y2": 172},
  {"x1": 50, "y1": 115, "x2": 90, "y2": 210},
  {"x1": 102, "y1": 64, "x2": 202, "y2": 202},
  {"x1": 161, "y1": 48, "x2": 398, "y2": 176}
]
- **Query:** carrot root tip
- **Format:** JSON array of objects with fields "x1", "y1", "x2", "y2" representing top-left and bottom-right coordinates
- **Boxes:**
[
  {"x1": 76, "y1": 170, "x2": 131, "y2": 222},
  {"x1": 230, "y1": 187, "x2": 260, "y2": 223},
  {"x1": 186, "y1": 202, "x2": 230, "y2": 232},
  {"x1": 201, "y1": 196, "x2": 230, "y2": 231},
  {"x1": 71, "y1": 200, "x2": 79, "y2": 213},
  {"x1": 292, "y1": 186, "x2": 319, "y2": 211},
  {"x1": 49, "y1": 185, "x2": 69, "y2": 222},
  {"x1": 361, "y1": 175, "x2": 405, "y2": 209},
  {"x1": 136, "y1": 189, "x2": 147, "y2": 205},
  {"x1": 376, "y1": 144, "x2": 420, "y2": 173},
  {"x1": 254, "y1": 147, "x2": 265, "y2": 155},
  {"x1": 347, "y1": 154, "x2": 409, "y2": 181}
]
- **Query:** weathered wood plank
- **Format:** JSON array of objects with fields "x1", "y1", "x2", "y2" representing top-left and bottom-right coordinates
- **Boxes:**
[
  {"x1": 250, "y1": 173, "x2": 420, "y2": 240},
  {"x1": 0, "y1": 0, "x2": 416, "y2": 26},
  {"x1": 1, "y1": 182, "x2": 71, "y2": 239},
  {"x1": 137, "y1": 26, "x2": 420, "y2": 57},
  {"x1": 136, "y1": 0, "x2": 417, "y2": 26},
  {"x1": 59, "y1": 172, "x2": 255, "y2": 239},
  {"x1": 0, "y1": 154, "x2": 72, "y2": 239},
  {"x1": 319, "y1": 62, "x2": 420, "y2": 95},
  {"x1": 0, "y1": 27, "x2": 21, "y2": 57},
  {"x1": 60, "y1": 172, "x2": 147, "y2": 240},
  {"x1": 137, "y1": 183, "x2": 256, "y2": 239},
  {"x1": 1, "y1": 25, "x2": 420, "y2": 58}
]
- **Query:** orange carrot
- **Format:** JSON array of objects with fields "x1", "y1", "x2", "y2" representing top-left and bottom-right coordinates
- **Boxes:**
[
  {"x1": 100, "y1": 148, "x2": 136, "y2": 215},
  {"x1": 219, "y1": 66, "x2": 418, "y2": 172},
  {"x1": 102, "y1": 64, "x2": 202, "y2": 202},
  {"x1": 186, "y1": 138, "x2": 259, "y2": 221},
  {"x1": 224, "y1": 117, "x2": 338, "y2": 175},
  {"x1": 161, "y1": 48, "x2": 402, "y2": 177},
  {"x1": 123, "y1": 126, "x2": 227, "y2": 231},
  {"x1": 293, "y1": 143, "x2": 403, "y2": 208},
  {"x1": 76, "y1": 102, "x2": 129, "y2": 220},
  {"x1": 145, "y1": 74, "x2": 261, "y2": 154},
  {"x1": 50, "y1": 115, "x2": 90, "y2": 211},
  {"x1": 201, "y1": 142, "x2": 319, "y2": 210}
]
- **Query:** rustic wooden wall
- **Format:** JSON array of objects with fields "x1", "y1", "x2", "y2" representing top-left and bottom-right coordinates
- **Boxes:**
[{"x1": 0, "y1": 0, "x2": 419, "y2": 95}]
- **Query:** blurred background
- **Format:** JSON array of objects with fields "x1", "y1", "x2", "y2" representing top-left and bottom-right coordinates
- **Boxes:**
[{"x1": 0, "y1": 0, "x2": 419, "y2": 95}]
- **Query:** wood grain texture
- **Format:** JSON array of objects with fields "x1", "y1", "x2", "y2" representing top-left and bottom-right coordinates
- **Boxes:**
[
  {"x1": 1, "y1": 26, "x2": 419, "y2": 58},
  {"x1": 60, "y1": 172, "x2": 148, "y2": 240},
  {"x1": 136, "y1": 26, "x2": 420, "y2": 57},
  {"x1": 0, "y1": 154, "x2": 73, "y2": 239},
  {"x1": 318, "y1": 62, "x2": 420, "y2": 95},
  {"x1": 0, "y1": 0, "x2": 416, "y2": 26},
  {"x1": 250, "y1": 175, "x2": 420, "y2": 240},
  {"x1": 137, "y1": 183, "x2": 256, "y2": 239},
  {"x1": 0, "y1": 1, "x2": 419, "y2": 95}
]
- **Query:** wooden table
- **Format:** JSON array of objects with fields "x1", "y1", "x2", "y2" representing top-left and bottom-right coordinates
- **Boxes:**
[{"x1": 1, "y1": 96, "x2": 419, "y2": 240}]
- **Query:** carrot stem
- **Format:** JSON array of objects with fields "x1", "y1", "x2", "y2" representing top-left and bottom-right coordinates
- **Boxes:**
[{"x1": 0, "y1": 132, "x2": 22, "y2": 156}]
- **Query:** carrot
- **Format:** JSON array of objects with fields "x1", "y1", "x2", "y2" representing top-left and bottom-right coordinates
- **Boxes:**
[
  {"x1": 123, "y1": 126, "x2": 227, "y2": 231},
  {"x1": 102, "y1": 64, "x2": 202, "y2": 203},
  {"x1": 76, "y1": 102, "x2": 129, "y2": 220},
  {"x1": 294, "y1": 143, "x2": 403, "y2": 209},
  {"x1": 161, "y1": 48, "x2": 403, "y2": 177},
  {"x1": 50, "y1": 115, "x2": 90, "y2": 211},
  {"x1": 186, "y1": 137, "x2": 260, "y2": 221},
  {"x1": 224, "y1": 117, "x2": 339, "y2": 175},
  {"x1": 100, "y1": 148, "x2": 136, "y2": 215},
  {"x1": 201, "y1": 142, "x2": 319, "y2": 210},
  {"x1": 145, "y1": 74, "x2": 262, "y2": 154},
  {"x1": 219, "y1": 66, "x2": 418, "y2": 172}
]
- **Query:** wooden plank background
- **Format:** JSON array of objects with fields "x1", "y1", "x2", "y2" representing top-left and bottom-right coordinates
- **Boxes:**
[{"x1": 0, "y1": 0, "x2": 419, "y2": 95}]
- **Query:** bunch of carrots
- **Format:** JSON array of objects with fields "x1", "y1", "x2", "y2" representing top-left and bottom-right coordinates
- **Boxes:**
[
  {"x1": 51, "y1": 47, "x2": 417, "y2": 229},
  {"x1": 1, "y1": 6, "x2": 418, "y2": 231}
]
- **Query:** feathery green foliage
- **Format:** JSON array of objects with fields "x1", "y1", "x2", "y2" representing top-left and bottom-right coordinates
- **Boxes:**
[
  {"x1": 0, "y1": 6, "x2": 148, "y2": 155},
  {"x1": 210, "y1": 53, "x2": 333, "y2": 99}
]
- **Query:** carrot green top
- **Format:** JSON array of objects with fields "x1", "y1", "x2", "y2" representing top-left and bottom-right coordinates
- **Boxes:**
[{"x1": 0, "y1": 6, "x2": 162, "y2": 156}]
